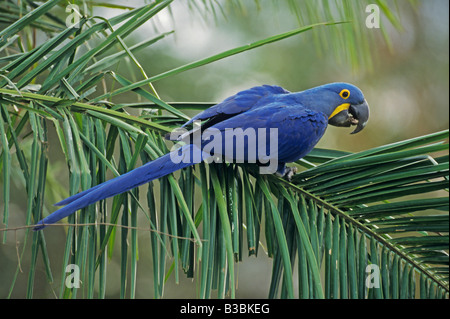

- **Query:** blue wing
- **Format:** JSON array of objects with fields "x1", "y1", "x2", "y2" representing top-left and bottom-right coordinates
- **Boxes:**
[
  {"x1": 201, "y1": 102, "x2": 328, "y2": 164},
  {"x1": 181, "y1": 85, "x2": 290, "y2": 128}
]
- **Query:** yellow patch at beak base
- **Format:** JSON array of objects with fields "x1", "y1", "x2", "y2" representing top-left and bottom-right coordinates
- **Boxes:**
[{"x1": 328, "y1": 103, "x2": 350, "y2": 119}]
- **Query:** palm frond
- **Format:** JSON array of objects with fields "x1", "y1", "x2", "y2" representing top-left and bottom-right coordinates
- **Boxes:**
[{"x1": 0, "y1": 1, "x2": 447, "y2": 299}]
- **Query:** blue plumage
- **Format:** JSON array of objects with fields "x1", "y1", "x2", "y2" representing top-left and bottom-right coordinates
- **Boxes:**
[
  {"x1": 181, "y1": 85, "x2": 290, "y2": 128},
  {"x1": 34, "y1": 83, "x2": 369, "y2": 230}
]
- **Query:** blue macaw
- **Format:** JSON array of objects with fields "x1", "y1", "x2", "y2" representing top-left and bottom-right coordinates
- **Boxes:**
[{"x1": 34, "y1": 82, "x2": 369, "y2": 230}]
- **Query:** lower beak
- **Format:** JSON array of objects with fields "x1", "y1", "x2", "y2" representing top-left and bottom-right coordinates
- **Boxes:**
[{"x1": 328, "y1": 99, "x2": 370, "y2": 134}]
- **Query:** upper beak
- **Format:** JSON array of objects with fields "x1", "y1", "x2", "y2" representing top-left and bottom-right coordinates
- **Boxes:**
[
  {"x1": 328, "y1": 99, "x2": 370, "y2": 134},
  {"x1": 349, "y1": 99, "x2": 369, "y2": 134}
]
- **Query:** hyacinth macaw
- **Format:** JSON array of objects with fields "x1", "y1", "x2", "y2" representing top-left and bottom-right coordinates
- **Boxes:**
[{"x1": 34, "y1": 82, "x2": 369, "y2": 230}]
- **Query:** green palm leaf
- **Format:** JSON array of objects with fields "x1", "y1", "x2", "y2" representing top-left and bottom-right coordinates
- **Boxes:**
[{"x1": 0, "y1": 1, "x2": 447, "y2": 299}]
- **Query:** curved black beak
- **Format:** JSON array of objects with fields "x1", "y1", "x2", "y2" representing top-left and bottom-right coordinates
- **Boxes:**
[
  {"x1": 349, "y1": 99, "x2": 369, "y2": 134},
  {"x1": 328, "y1": 99, "x2": 369, "y2": 134}
]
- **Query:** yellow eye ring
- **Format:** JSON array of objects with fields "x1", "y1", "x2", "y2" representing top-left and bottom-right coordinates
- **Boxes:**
[{"x1": 339, "y1": 89, "x2": 350, "y2": 99}]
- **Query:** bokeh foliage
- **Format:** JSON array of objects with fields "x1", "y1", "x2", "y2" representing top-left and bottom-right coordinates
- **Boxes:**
[{"x1": 0, "y1": 0, "x2": 448, "y2": 298}]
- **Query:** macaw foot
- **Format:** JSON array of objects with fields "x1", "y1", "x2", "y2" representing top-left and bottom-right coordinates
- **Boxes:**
[
  {"x1": 275, "y1": 165, "x2": 298, "y2": 181},
  {"x1": 284, "y1": 166, "x2": 298, "y2": 181}
]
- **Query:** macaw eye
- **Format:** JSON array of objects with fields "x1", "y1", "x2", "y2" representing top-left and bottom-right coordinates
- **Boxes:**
[{"x1": 339, "y1": 89, "x2": 350, "y2": 99}]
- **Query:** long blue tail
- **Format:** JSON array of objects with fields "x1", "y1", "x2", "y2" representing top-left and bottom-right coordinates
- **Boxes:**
[{"x1": 34, "y1": 144, "x2": 208, "y2": 230}]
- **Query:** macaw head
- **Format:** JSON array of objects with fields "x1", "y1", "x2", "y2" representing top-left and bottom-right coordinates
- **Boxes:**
[
  {"x1": 325, "y1": 83, "x2": 370, "y2": 134},
  {"x1": 297, "y1": 82, "x2": 370, "y2": 134}
]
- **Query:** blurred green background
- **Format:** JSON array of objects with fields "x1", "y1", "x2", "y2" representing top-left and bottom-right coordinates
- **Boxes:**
[{"x1": 1, "y1": 0, "x2": 448, "y2": 298}]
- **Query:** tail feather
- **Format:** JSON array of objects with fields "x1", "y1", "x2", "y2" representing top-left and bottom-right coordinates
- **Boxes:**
[
  {"x1": 54, "y1": 184, "x2": 103, "y2": 206},
  {"x1": 34, "y1": 144, "x2": 208, "y2": 230}
]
